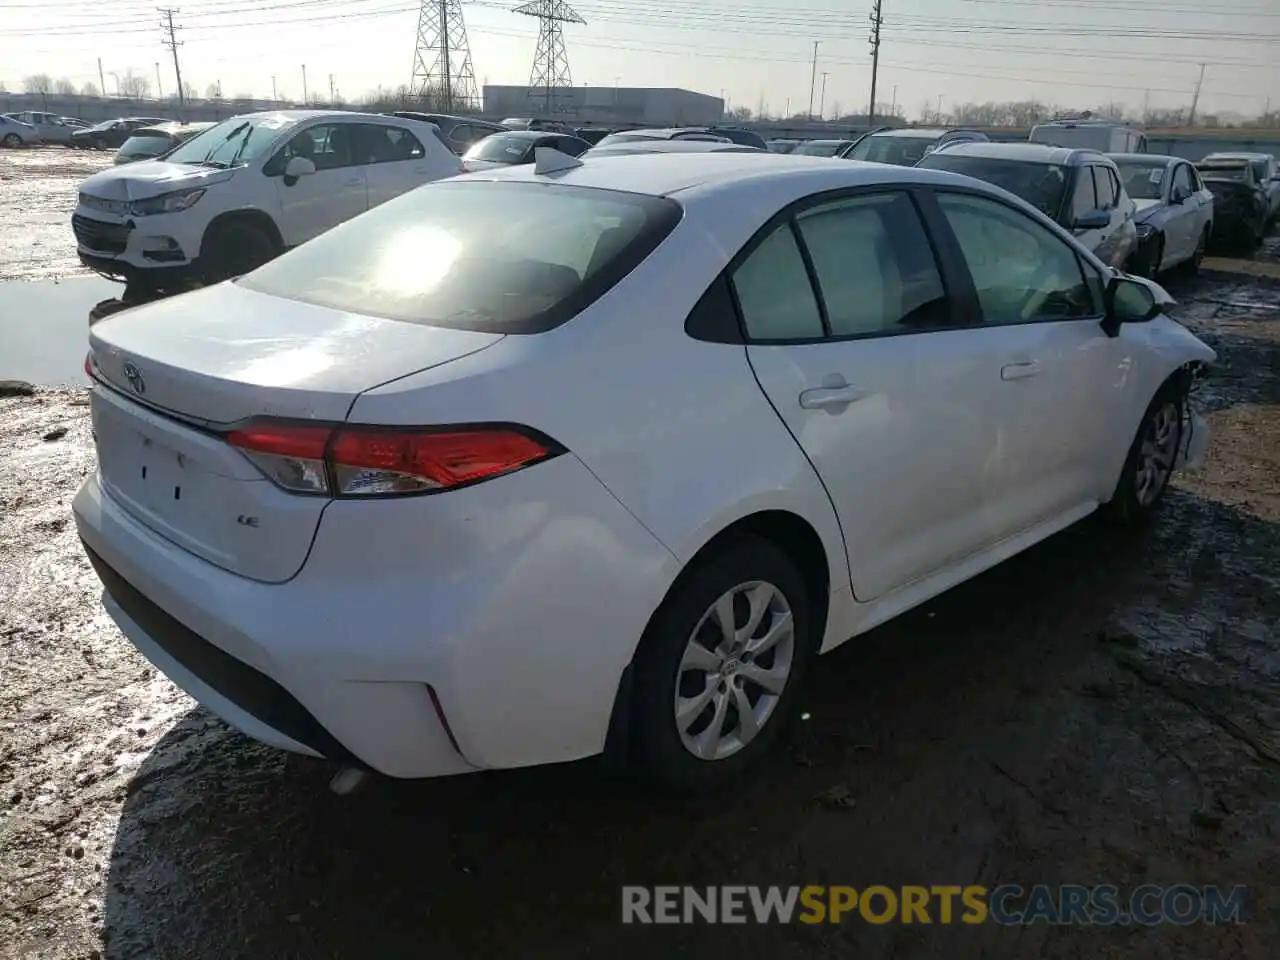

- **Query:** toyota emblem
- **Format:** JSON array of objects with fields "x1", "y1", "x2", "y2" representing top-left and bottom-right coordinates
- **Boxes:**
[{"x1": 122, "y1": 360, "x2": 145, "y2": 395}]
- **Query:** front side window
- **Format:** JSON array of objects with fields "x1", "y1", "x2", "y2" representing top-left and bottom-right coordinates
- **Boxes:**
[
  {"x1": 937, "y1": 192, "x2": 1097, "y2": 325},
  {"x1": 1170, "y1": 164, "x2": 1193, "y2": 198},
  {"x1": 730, "y1": 225, "x2": 824, "y2": 340},
  {"x1": 794, "y1": 192, "x2": 949, "y2": 337},
  {"x1": 265, "y1": 123, "x2": 355, "y2": 173},
  {"x1": 239, "y1": 181, "x2": 681, "y2": 334},
  {"x1": 1070, "y1": 167, "x2": 1098, "y2": 221},
  {"x1": 1092, "y1": 166, "x2": 1118, "y2": 209}
]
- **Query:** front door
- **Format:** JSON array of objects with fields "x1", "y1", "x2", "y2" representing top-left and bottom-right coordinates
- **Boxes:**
[
  {"x1": 737, "y1": 190, "x2": 1002, "y2": 601},
  {"x1": 271, "y1": 122, "x2": 367, "y2": 247},
  {"x1": 929, "y1": 189, "x2": 1124, "y2": 531}
]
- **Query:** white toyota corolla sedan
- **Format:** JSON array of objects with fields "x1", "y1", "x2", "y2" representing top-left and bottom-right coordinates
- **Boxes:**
[{"x1": 74, "y1": 150, "x2": 1215, "y2": 792}]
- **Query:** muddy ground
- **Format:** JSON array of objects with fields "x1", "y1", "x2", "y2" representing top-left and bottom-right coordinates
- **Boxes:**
[
  {"x1": 0, "y1": 147, "x2": 113, "y2": 283},
  {"x1": 1, "y1": 168, "x2": 1279, "y2": 959}
]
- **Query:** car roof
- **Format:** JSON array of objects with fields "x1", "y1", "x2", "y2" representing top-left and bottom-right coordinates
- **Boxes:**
[
  {"x1": 1202, "y1": 151, "x2": 1271, "y2": 162},
  {"x1": 866, "y1": 127, "x2": 974, "y2": 139},
  {"x1": 589, "y1": 141, "x2": 763, "y2": 156},
  {"x1": 1108, "y1": 153, "x2": 1180, "y2": 165},
  {"x1": 131, "y1": 121, "x2": 216, "y2": 135},
  {"x1": 801, "y1": 139, "x2": 853, "y2": 146},
  {"x1": 485, "y1": 129, "x2": 576, "y2": 141},
  {"x1": 459, "y1": 151, "x2": 1003, "y2": 202},
  {"x1": 931, "y1": 141, "x2": 1101, "y2": 165}
]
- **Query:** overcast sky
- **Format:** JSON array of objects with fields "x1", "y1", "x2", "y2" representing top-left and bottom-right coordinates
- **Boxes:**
[{"x1": 1, "y1": 0, "x2": 1276, "y2": 119}]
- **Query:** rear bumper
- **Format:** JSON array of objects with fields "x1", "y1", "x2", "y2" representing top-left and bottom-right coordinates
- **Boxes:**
[{"x1": 73, "y1": 450, "x2": 676, "y2": 778}]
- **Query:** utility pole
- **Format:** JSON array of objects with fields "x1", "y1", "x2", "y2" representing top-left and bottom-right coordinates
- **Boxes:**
[
  {"x1": 1187, "y1": 63, "x2": 1206, "y2": 126},
  {"x1": 159, "y1": 8, "x2": 185, "y2": 107},
  {"x1": 97, "y1": 58, "x2": 106, "y2": 99},
  {"x1": 757, "y1": 89, "x2": 765, "y2": 119},
  {"x1": 329, "y1": 74, "x2": 336, "y2": 103},
  {"x1": 936, "y1": 93, "x2": 944, "y2": 121},
  {"x1": 868, "y1": 0, "x2": 883, "y2": 126},
  {"x1": 301, "y1": 64, "x2": 308, "y2": 104},
  {"x1": 819, "y1": 72, "x2": 829, "y2": 120},
  {"x1": 807, "y1": 40, "x2": 819, "y2": 120},
  {"x1": 271, "y1": 75, "x2": 278, "y2": 103},
  {"x1": 891, "y1": 84, "x2": 898, "y2": 118},
  {"x1": 154, "y1": 62, "x2": 163, "y2": 99}
]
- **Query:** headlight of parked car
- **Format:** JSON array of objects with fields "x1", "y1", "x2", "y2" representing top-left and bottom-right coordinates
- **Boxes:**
[{"x1": 129, "y1": 188, "x2": 205, "y2": 217}]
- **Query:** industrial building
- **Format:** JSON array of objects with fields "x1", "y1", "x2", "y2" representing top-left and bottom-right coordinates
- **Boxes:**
[{"x1": 482, "y1": 85, "x2": 725, "y2": 127}]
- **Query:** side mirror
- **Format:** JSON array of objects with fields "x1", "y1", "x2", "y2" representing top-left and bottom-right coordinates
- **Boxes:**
[
  {"x1": 1074, "y1": 209, "x2": 1110, "y2": 230},
  {"x1": 282, "y1": 155, "x2": 316, "y2": 185},
  {"x1": 1101, "y1": 275, "x2": 1161, "y2": 337},
  {"x1": 1170, "y1": 187, "x2": 1189, "y2": 204}
]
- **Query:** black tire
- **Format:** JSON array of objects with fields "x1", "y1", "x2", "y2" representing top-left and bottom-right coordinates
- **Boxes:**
[
  {"x1": 1143, "y1": 234, "x2": 1164, "y2": 279},
  {"x1": 1, "y1": 133, "x2": 20, "y2": 148},
  {"x1": 201, "y1": 220, "x2": 278, "y2": 284},
  {"x1": 1105, "y1": 384, "x2": 1183, "y2": 526},
  {"x1": 628, "y1": 535, "x2": 816, "y2": 792},
  {"x1": 1186, "y1": 228, "x2": 1208, "y2": 275}
]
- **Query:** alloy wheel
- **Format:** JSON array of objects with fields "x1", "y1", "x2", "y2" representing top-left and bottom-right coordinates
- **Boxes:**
[
  {"x1": 1134, "y1": 401, "x2": 1179, "y2": 506},
  {"x1": 673, "y1": 580, "x2": 795, "y2": 761}
]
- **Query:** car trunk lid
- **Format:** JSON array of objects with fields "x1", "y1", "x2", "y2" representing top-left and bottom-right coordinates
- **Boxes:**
[{"x1": 87, "y1": 282, "x2": 503, "y2": 582}]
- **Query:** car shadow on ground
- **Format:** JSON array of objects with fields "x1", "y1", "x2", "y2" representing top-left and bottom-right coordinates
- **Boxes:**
[{"x1": 99, "y1": 490, "x2": 1280, "y2": 959}]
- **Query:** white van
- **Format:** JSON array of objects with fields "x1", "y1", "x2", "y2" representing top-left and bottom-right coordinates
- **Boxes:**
[{"x1": 1029, "y1": 118, "x2": 1148, "y2": 154}]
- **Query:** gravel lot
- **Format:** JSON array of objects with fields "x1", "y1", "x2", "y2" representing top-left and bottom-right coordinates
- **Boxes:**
[
  {"x1": 0, "y1": 148, "x2": 113, "y2": 283},
  {"x1": 1, "y1": 151, "x2": 1279, "y2": 959}
]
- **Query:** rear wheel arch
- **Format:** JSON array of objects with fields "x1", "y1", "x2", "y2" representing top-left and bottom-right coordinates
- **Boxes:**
[{"x1": 603, "y1": 509, "x2": 832, "y2": 769}]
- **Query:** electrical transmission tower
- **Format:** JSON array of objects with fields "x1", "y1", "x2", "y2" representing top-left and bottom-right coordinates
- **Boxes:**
[
  {"x1": 514, "y1": 0, "x2": 585, "y2": 115},
  {"x1": 409, "y1": 0, "x2": 480, "y2": 112},
  {"x1": 868, "y1": 0, "x2": 883, "y2": 126}
]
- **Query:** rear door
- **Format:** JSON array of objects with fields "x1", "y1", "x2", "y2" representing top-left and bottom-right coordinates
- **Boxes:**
[
  {"x1": 1165, "y1": 163, "x2": 1200, "y2": 263},
  {"x1": 927, "y1": 189, "x2": 1125, "y2": 533},
  {"x1": 738, "y1": 189, "x2": 1001, "y2": 601},
  {"x1": 354, "y1": 123, "x2": 434, "y2": 207},
  {"x1": 269, "y1": 122, "x2": 367, "y2": 246}
]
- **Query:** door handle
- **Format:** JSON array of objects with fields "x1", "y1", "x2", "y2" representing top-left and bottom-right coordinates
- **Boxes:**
[
  {"x1": 1001, "y1": 360, "x2": 1041, "y2": 381},
  {"x1": 799, "y1": 384, "x2": 867, "y2": 409}
]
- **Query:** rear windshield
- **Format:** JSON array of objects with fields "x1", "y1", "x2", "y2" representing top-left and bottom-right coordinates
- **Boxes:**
[
  {"x1": 464, "y1": 134, "x2": 534, "y2": 162},
  {"x1": 119, "y1": 134, "x2": 173, "y2": 155},
  {"x1": 1199, "y1": 165, "x2": 1248, "y2": 182},
  {"x1": 917, "y1": 154, "x2": 1070, "y2": 219},
  {"x1": 844, "y1": 135, "x2": 938, "y2": 166},
  {"x1": 238, "y1": 180, "x2": 682, "y2": 334},
  {"x1": 794, "y1": 141, "x2": 847, "y2": 157}
]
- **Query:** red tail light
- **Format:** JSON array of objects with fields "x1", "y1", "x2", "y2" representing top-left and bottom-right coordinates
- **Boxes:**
[
  {"x1": 226, "y1": 420, "x2": 562, "y2": 497},
  {"x1": 84, "y1": 352, "x2": 95, "y2": 380}
]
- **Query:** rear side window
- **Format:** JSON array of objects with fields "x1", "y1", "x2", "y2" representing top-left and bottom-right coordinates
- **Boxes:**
[
  {"x1": 731, "y1": 226, "x2": 824, "y2": 340},
  {"x1": 1092, "y1": 167, "x2": 1117, "y2": 209},
  {"x1": 238, "y1": 181, "x2": 682, "y2": 334},
  {"x1": 794, "y1": 192, "x2": 949, "y2": 336},
  {"x1": 355, "y1": 125, "x2": 425, "y2": 163}
]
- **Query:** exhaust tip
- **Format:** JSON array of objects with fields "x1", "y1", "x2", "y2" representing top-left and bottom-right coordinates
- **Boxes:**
[{"x1": 329, "y1": 766, "x2": 370, "y2": 796}]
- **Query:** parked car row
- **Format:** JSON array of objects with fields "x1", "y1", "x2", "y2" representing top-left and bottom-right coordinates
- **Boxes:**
[
  {"x1": 1, "y1": 111, "x2": 92, "y2": 145},
  {"x1": 77, "y1": 139, "x2": 1217, "y2": 795}
]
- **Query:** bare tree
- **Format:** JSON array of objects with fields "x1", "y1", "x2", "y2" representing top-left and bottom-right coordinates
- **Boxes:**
[
  {"x1": 182, "y1": 81, "x2": 198, "y2": 101},
  {"x1": 730, "y1": 105, "x2": 753, "y2": 121},
  {"x1": 205, "y1": 82, "x2": 222, "y2": 101},
  {"x1": 118, "y1": 70, "x2": 151, "y2": 99},
  {"x1": 23, "y1": 74, "x2": 52, "y2": 94},
  {"x1": 80, "y1": 81, "x2": 99, "y2": 98},
  {"x1": 0, "y1": 81, "x2": 7, "y2": 94},
  {"x1": 52, "y1": 77, "x2": 76, "y2": 95}
]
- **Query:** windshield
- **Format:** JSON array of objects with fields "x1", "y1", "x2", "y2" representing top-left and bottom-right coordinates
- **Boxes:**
[
  {"x1": 794, "y1": 141, "x2": 846, "y2": 157},
  {"x1": 917, "y1": 155, "x2": 1070, "y2": 218},
  {"x1": 118, "y1": 135, "x2": 174, "y2": 156},
  {"x1": 464, "y1": 134, "x2": 534, "y2": 162},
  {"x1": 165, "y1": 115, "x2": 294, "y2": 169},
  {"x1": 844, "y1": 135, "x2": 938, "y2": 166},
  {"x1": 1114, "y1": 161, "x2": 1167, "y2": 201},
  {"x1": 239, "y1": 180, "x2": 682, "y2": 334}
]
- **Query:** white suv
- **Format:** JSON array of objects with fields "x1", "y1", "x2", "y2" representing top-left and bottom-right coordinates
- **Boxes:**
[{"x1": 72, "y1": 110, "x2": 463, "y2": 296}]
